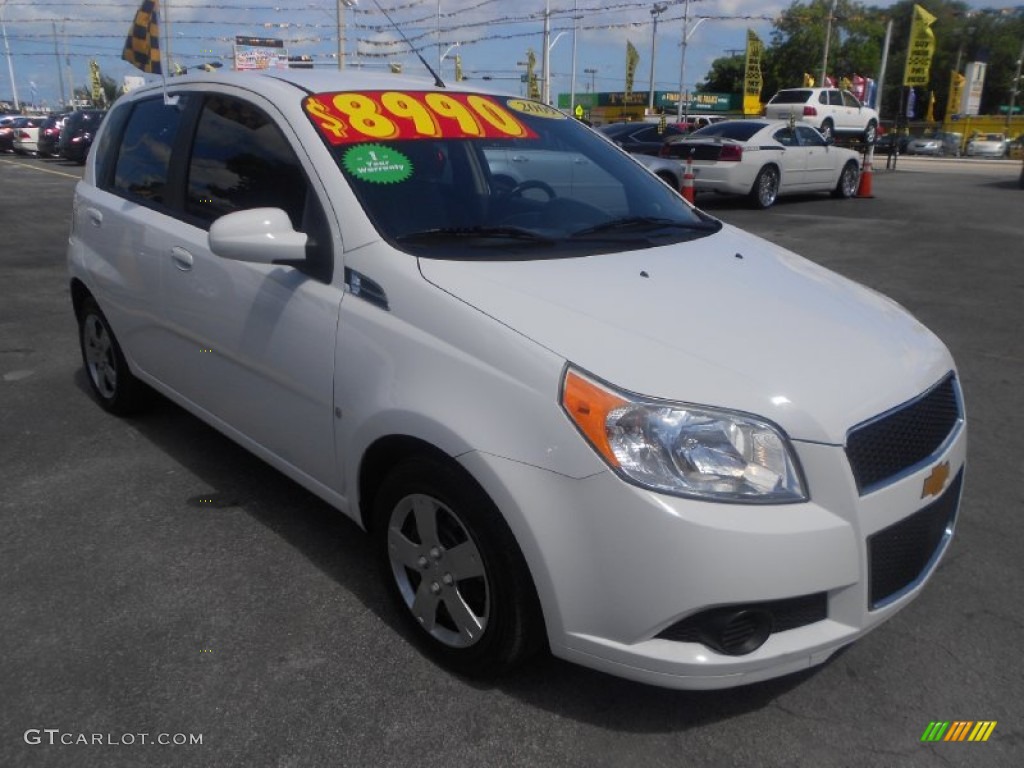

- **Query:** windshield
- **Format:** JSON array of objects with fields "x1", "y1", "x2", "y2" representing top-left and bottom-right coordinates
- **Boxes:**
[{"x1": 304, "y1": 90, "x2": 719, "y2": 260}]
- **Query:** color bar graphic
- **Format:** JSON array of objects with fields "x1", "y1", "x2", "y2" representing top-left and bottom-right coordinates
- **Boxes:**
[{"x1": 921, "y1": 721, "x2": 997, "y2": 742}]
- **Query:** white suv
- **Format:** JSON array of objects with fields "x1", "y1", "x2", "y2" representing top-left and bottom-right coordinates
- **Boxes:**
[
  {"x1": 765, "y1": 87, "x2": 879, "y2": 143},
  {"x1": 68, "y1": 69, "x2": 963, "y2": 690}
]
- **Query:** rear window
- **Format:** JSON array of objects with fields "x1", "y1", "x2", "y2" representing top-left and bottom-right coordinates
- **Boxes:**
[
  {"x1": 769, "y1": 90, "x2": 812, "y2": 105},
  {"x1": 689, "y1": 122, "x2": 764, "y2": 141}
]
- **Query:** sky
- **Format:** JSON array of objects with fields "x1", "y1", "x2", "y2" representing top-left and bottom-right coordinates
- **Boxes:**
[{"x1": 0, "y1": 0, "x2": 1006, "y2": 110}]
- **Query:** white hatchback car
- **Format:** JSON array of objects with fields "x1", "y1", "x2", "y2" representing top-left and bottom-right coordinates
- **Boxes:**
[{"x1": 69, "y1": 70, "x2": 965, "y2": 690}]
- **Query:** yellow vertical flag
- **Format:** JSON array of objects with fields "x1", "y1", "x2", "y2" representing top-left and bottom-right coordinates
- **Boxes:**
[
  {"x1": 946, "y1": 71, "x2": 965, "y2": 121},
  {"x1": 743, "y1": 30, "x2": 764, "y2": 116},
  {"x1": 625, "y1": 41, "x2": 639, "y2": 96},
  {"x1": 89, "y1": 60, "x2": 104, "y2": 105},
  {"x1": 122, "y1": 0, "x2": 162, "y2": 75},
  {"x1": 526, "y1": 48, "x2": 540, "y2": 100},
  {"x1": 803, "y1": 72, "x2": 815, "y2": 87},
  {"x1": 902, "y1": 4, "x2": 937, "y2": 87}
]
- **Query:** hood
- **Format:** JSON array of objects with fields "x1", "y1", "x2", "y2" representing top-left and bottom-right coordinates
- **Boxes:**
[{"x1": 418, "y1": 224, "x2": 953, "y2": 444}]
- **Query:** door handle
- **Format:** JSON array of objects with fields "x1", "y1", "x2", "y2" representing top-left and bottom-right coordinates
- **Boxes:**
[
  {"x1": 86, "y1": 207, "x2": 103, "y2": 227},
  {"x1": 511, "y1": 155, "x2": 530, "y2": 163},
  {"x1": 170, "y1": 246, "x2": 194, "y2": 271}
]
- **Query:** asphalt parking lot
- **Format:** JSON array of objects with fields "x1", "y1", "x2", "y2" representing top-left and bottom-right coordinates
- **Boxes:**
[{"x1": 1, "y1": 153, "x2": 1022, "y2": 768}]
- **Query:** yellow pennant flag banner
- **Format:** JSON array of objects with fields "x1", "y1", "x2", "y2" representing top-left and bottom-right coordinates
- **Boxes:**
[
  {"x1": 946, "y1": 70, "x2": 965, "y2": 120},
  {"x1": 122, "y1": 0, "x2": 162, "y2": 75},
  {"x1": 89, "y1": 60, "x2": 103, "y2": 105},
  {"x1": 743, "y1": 30, "x2": 764, "y2": 116},
  {"x1": 903, "y1": 4, "x2": 936, "y2": 87},
  {"x1": 625, "y1": 41, "x2": 639, "y2": 96}
]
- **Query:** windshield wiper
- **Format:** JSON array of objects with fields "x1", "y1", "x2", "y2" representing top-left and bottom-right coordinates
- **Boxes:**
[
  {"x1": 570, "y1": 216, "x2": 719, "y2": 238},
  {"x1": 397, "y1": 226, "x2": 556, "y2": 244}
]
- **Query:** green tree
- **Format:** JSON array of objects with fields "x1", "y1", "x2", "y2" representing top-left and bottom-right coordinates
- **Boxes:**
[
  {"x1": 697, "y1": 54, "x2": 745, "y2": 93},
  {"x1": 73, "y1": 73, "x2": 119, "y2": 107},
  {"x1": 763, "y1": 0, "x2": 886, "y2": 99}
]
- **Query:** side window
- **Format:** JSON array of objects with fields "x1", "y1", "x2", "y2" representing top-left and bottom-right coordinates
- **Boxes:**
[
  {"x1": 818, "y1": 92, "x2": 829, "y2": 105},
  {"x1": 773, "y1": 128, "x2": 797, "y2": 147},
  {"x1": 829, "y1": 90, "x2": 843, "y2": 106},
  {"x1": 95, "y1": 104, "x2": 133, "y2": 188},
  {"x1": 112, "y1": 96, "x2": 189, "y2": 205},
  {"x1": 842, "y1": 91, "x2": 861, "y2": 108},
  {"x1": 185, "y1": 95, "x2": 307, "y2": 228},
  {"x1": 796, "y1": 126, "x2": 826, "y2": 147}
]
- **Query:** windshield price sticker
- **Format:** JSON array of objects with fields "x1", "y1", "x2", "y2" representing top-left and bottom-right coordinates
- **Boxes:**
[{"x1": 305, "y1": 91, "x2": 538, "y2": 145}]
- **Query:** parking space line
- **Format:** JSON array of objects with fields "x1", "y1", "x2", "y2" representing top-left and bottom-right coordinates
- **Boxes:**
[{"x1": 0, "y1": 158, "x2": 81, "y2": 180}]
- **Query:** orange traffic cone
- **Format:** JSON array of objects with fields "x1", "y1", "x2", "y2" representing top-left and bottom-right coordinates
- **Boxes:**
[
  {"x1": 856, "y1": 155, "x2": 874, "y2": 198},
  {"x1": 681, "y1": 155, "x2": 695, "y2": 204}
]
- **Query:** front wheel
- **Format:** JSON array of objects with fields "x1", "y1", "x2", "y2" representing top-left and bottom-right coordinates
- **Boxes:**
[
  {"x1": 374, "y1": 457, "x2": 544, "y2": 677},
  {"x1": 832, "y1": 161, "x2": 860, "y2": 198},
  {"x1": 863, "y1": 121, "x2": 877, "y2": 145},
  {"x1": 749, "y1": 165, "x2": 780, "y2": 209}
]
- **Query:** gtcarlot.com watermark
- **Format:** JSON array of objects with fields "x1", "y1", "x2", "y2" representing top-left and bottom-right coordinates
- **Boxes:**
[{"x1": 24, "y1": 729, "x2": 203, "y2": 747}]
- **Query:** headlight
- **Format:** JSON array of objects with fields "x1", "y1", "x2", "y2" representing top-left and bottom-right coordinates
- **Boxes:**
[{"x1": 561, "y1": 367, "x2": 807, "y2": 503}]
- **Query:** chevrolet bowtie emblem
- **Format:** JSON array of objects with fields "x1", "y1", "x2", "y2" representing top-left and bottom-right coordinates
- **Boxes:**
[{"x1": 921, "y1": 461, "x2": 951, "y2": 499}]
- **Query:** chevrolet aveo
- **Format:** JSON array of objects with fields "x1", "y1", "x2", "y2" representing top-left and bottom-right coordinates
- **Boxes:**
[{"x1": 68, "y1": 70, "x2": 966, "y2": 689}]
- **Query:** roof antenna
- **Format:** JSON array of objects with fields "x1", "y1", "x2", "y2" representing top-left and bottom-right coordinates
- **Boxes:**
[{"x1": 368, "y1": 0, "x2": 446, "y2": 88}]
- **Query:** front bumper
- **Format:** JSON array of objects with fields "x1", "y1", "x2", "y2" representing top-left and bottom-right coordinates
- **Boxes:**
[{"x1": 460, "y1": 418, "x2": 966, "y2": 690}]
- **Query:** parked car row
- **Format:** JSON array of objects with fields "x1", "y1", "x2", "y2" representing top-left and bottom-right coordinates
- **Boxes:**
[{"x1": 0, "y1": 109, "x2": 106, "y2": 162}]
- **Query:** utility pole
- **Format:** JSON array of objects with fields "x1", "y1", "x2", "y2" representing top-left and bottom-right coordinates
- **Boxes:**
[
  {"x1": 338, "y1": 0, "x2": 357, "y2": 70},
  {"x1": 1007, "y1": 40, "x2": 1023, "y2": 128},
  {"x1": 541, "y1": 0, "x2": 551, "y2": 104},
  {"x1": 676, "y1": 0, "x2": 690, "y2": 122},
  {"x1": 648, "y1": 3, "x2": 667, "y2": 113},
  {"x1": 819, "y1": 0, "x2": 837, "y2": 87},
  {"x1": 52, "y1": 21, "x2": 66, "y2": 108},
  {"x1": 584, "y1": 66, "x2": 597, "y2": 93}
]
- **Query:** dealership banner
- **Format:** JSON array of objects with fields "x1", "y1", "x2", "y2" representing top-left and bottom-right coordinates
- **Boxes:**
[
  {"x1": 743, "y1": 30, "x2": 763, "y2": 116},
  {"x1": 903, "y1": 4, "x2": 937, "y2": 86}
]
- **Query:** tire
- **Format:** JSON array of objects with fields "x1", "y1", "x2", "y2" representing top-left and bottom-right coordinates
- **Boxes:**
[
  {"x1": 77, "y1": 296, "x2": 151, "y2": 415},
  {"x1": 832, "y1": 161, "x2": 860, "y2": 199},
  {"x1": 863, "y1": 121, "x2": 877, "y2": 145},
  {"x1": 374, "y1": 457, "x2": 544, "y2": 677},
  {"x1": 749, "y1": 165, "x2": 780, "y2": 209},
  {"x1": 819, "y1": 119, "x2": 834, "y2": 141}
]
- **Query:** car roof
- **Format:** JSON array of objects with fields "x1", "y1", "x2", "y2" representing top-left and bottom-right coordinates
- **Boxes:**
[{"x1": 121, "y1": 69, "x2": 508, "y2": 104}]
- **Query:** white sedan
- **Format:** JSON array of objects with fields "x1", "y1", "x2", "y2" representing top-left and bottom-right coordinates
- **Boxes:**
[
  {"x1": 638, "y1": 119, "x2": 861, "y2": 209},
  {"x1": 965, "y1": 133, "x2": 1008, "y2": 158}
]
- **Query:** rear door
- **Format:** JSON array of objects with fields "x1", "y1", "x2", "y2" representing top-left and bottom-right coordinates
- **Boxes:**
[
  {"x1": 795, "y1": 125, "x2": 836, "y2": 187},
  {"x1": 770, "y1": 127, "x2": 807, "y2": 189}
]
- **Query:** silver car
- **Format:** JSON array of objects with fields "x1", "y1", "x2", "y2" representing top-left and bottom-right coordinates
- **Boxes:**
[{"x1": 965, "y1": 133, "x2": 1008, "y2": 158}]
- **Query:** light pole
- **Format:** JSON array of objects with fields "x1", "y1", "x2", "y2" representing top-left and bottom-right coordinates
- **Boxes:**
[
  {"x1": 569, "y1": 0, "x2": 579, "y2": 113},
  {"x1": 1, "y1": 0, "x2": 20, "y2": 110},
  {"x1": 337, "y1": 0, "x2": 358, "y2": 70},
  {"x1": 648, "y1": 2, "x2": 667, "y2": 113},
  {"x1": 441, "y1": 42, "x2": 459, "y2": 81},
  {"x1": 1007, "y1": 40, "x2": 1023, "y2": 128}
]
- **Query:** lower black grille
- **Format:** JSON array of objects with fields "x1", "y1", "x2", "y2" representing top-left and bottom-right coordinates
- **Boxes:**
[
  {"x1": 847, "y1": 374, "x2": 961, "y2": 494},
  {"x1": 657, "y1": 592, "x2": 827, "y2": 648},
  {"x1": 868, "y1": 469, "x2": 962, "y2": 608}
]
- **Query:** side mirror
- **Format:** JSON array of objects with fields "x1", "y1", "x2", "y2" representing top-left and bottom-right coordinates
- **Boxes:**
[{"x1": 209, "y1": 208, "x2": 307, "y2": 265}]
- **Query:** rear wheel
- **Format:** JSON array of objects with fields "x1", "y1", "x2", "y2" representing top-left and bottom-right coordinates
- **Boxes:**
[
  {"x1": 77, "y1": 296, "x2": 151, "y2": 415},
  {"x1": 374, "y1": 457, "x2": 544, "y2": 677},
  {"x1": 749, "y1": 165, "x2": 780, "y2": 209},
  {"x1": 832, "y1": 161, "x2": 860, "y2": 198}
]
